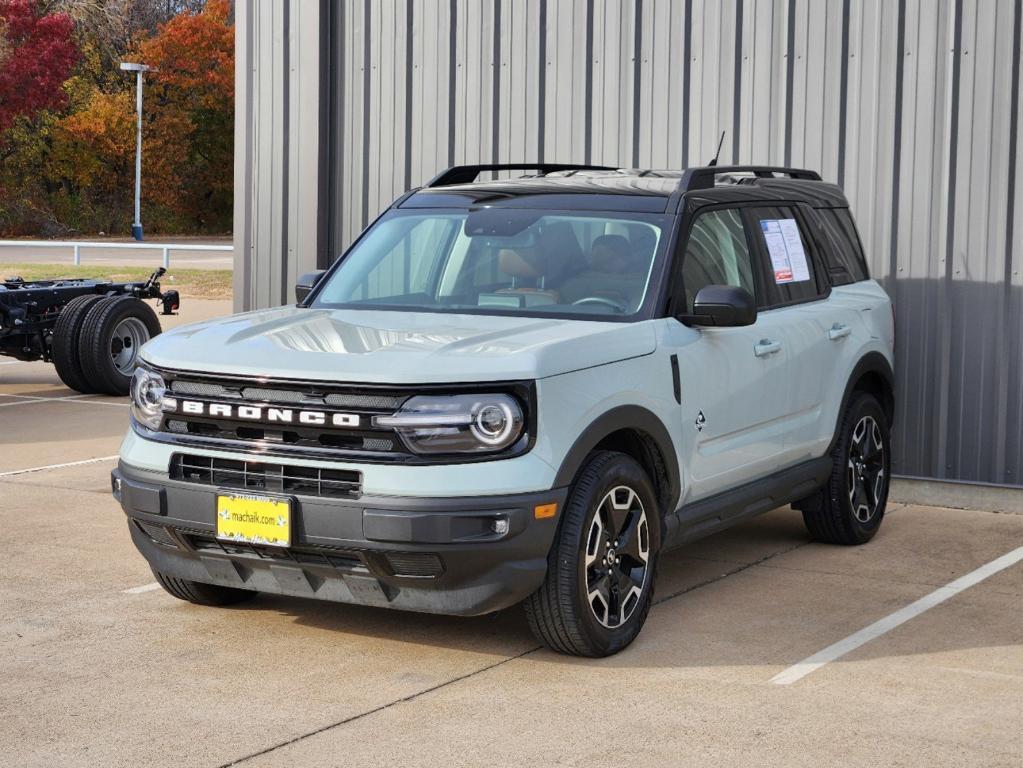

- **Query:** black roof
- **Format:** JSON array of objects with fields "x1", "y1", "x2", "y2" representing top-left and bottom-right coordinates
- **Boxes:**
[{"x1": 401, "y1": 164, "x2": 850, "y2": 213}]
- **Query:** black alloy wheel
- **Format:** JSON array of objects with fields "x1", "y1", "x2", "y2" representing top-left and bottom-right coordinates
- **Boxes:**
[{"x1": 583, "y1": 485, "x2": 651, "y2": 628}]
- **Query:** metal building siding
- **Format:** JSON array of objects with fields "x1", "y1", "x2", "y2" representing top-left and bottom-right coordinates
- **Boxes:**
[
  {"x1": 239, "y1": 0, "x2": 1022, "y2": 487},
  {"x1": 234, "y1": 0, "x2": 322, "y2": 309}
]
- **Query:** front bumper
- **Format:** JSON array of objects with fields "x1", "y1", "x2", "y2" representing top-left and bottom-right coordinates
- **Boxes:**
[{"x1": 112, "y1": 462, "x2": 567, "y2": 616}]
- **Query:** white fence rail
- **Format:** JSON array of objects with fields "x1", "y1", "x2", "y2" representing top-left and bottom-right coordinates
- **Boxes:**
[{"x1": 0, "y1": 240, "x2": 232, "y2": 269}]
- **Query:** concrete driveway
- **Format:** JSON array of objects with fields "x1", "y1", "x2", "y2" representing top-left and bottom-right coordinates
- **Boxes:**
[{"x1": 1, "y1": 299, "x2": 1020, "y2": 767}]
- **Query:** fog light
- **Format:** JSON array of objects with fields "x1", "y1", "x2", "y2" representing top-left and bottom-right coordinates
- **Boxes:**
[{"x1": 491, "y1": 518, "x2": 509, "y2": 535}]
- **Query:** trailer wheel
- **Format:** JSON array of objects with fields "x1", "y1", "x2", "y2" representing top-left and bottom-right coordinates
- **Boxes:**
[
  {"x1": 52, "y1": 294, "x2": 105, "y2": 394},
  {"x1": 79, "y1": 296, "x2": 162, "y2": 396}
]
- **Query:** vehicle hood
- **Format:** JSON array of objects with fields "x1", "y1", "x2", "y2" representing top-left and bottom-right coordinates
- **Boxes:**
[{"x1": 141, "y1": 306, "x2": 656, "y2": 383}]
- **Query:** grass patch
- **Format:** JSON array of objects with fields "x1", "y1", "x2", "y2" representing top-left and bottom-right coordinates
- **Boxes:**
[{"x1": 0, "y1": 264, "x2": 233, "y2": 299}]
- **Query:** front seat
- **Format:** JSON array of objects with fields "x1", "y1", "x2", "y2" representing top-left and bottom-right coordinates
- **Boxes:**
[
  {"x1": 479, "y1": 248, "x2": 560, "y2": 308},
  {"x1": 559, "y1": 234, "x2": 647, "y2": 311}
]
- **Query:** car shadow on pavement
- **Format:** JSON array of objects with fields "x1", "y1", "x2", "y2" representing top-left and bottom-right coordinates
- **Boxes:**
[{"x1": 197, "y1": 506, "x2": 1022, "y2": 671}]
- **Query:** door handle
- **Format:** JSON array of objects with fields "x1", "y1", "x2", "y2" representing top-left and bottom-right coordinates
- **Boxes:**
[
  {"x1": 754, "y1": 339, "x2": 782, "y2": 357},
  {"x1": 828, "y1": 323, "x2": 852, "y2": 341}
]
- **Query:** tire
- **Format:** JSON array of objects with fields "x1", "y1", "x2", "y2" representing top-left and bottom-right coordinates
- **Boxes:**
[
  {"x1": 525, "y1": 451, "x2": 661, "y2": 657},
  {"x1": 152, "y1": 569, "x2": 256, "y2": 607},
  {"x1": 801, "y1": 392, "x2": 891, "y2": 545},
  {"x1": 52, "y1": 294, "x2": 105, "y2": 394},
  {"x1": 78, "y1": 296, "x2": 161, "y2": 396}
]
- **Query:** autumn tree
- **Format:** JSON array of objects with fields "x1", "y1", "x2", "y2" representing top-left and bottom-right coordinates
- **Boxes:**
[
  {"x1": 0, "y1": 0, "x2": 232, "y2": 236},
  {"x1": 135, "y1": 0, "x2": 233, "y2": 230},
  {"x1": 0, "y1": 0, "x2": 78, "y2": 133}
]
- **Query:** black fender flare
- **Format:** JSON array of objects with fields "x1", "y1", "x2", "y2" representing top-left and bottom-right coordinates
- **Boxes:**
[
  {"x1": 829, "y1": 351, "x2": 895, "y2": 453},
  {"x1": 553, "y1": 405, "x2": 681, "y2": 515}
]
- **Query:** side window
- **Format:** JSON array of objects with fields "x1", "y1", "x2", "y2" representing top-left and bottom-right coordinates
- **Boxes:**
[
  {"x1": 816, "y1": 208, "x2": 869, "y2": 284},
  {"x1": 748, "y1": 206, "x2": 823, "y2": 306},
  {"x1": 680, "y1": 208, "x2": 756, "y2": 312}
]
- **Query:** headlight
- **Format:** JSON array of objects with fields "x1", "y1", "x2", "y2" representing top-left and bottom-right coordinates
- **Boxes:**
[
  {"x1": 130, "y1": 366, "x2": 168, "y2": 431},
  {"x1": 374, "y1": 394, "x2": 525, "y2": 455}
]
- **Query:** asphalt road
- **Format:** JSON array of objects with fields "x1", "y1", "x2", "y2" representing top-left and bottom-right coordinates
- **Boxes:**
[
  {"x1": 0, "y1": 299, "x2": 1020, "y2": 767},
  {"x1": 0, "y1": 237, "x2": 233, "y2": 270}
]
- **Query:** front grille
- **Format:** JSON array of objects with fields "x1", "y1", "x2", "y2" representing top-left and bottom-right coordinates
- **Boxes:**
[
  {"x1": 186, "y1": 533, "x2": 369, "y2": 572},
  {"x1": 136, "y1": 520, "x2": 179, "y2": 548},
  {"x1": 170, "y1": 453, "x2": 362, "y2": 499},
  {"x1": 170, "y1": 380, "x2": 232, "y2": 398},
  {"x1": 161, "y1": 374, "x2": 409, "y2": 458},
  {"x1": 384, "y1": 552, "x2": 444, "y2": 578}
]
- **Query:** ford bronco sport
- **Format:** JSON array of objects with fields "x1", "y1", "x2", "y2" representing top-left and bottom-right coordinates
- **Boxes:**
[{"x1": 113, "y1": 163, "x2": 895, "y2": 657}]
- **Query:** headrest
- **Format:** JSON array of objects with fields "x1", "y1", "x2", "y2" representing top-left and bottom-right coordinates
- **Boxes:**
[
  {"x1": 590, "y1": 234, "x2": 632, "y2": 273},
  {"x1": 498, "y1": 248, "x2": 541, "y2": 279}
]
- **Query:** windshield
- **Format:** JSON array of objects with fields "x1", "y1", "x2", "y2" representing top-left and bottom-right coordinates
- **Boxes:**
[{"x1": 312, "y1": 209, "x2": 670, "y2": 320}]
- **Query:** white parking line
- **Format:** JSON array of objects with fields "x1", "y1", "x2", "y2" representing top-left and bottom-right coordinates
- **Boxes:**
[
  {"x1": 0, "y1": 455, "x2": 120, "y2": 478},
  {"x1": 122, "y1": 582, "x2": 161, "y2": 595},
  {"x1": 770, "y1": 545, "x2": 1023, "y2": 685},
  {"x1": 0, "y1": 393, "x2": 128, "y2": 408},
  {"x1": 63, "y1": 395, "x2": 130, "y2": 408}
]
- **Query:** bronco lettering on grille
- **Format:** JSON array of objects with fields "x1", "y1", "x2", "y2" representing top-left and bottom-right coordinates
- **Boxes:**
[{"x1": 168, "y1": 399, "x2": 361, "y2": 428}]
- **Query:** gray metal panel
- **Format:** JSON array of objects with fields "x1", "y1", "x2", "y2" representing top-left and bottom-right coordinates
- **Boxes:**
[
  {"x1": 234, "y1": 0, "x2": 321, "y2": 310},
  {"x1": 239, "y1": 0, "x2": 1023, "y2": 487}
]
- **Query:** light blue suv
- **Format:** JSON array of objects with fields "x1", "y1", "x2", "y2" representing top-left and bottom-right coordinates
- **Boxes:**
[{"x1": 113, "y1": 164, "x2": 895, "y2": 656}]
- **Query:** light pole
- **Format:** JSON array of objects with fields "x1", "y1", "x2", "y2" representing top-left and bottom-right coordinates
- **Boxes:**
[{"x1": 119, "y1": 62, "x2": 157, "y2": 241}]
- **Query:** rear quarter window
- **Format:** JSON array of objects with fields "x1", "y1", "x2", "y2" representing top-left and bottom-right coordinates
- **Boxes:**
[{"x1": 816, "y1": 208, "x2": 869, "y2": 285}]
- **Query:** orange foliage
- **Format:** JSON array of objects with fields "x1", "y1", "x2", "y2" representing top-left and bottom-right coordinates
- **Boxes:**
[
  {"x1": 1, "y1": 0, "x2": 233, "y2": 235},
  {"x1": 138, "y1": 0, "x2": 233, "y2": 105}
]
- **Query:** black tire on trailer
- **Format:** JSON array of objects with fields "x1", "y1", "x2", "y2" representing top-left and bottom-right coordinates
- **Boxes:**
[
  {"x1": 800, "y1": 392, "x2": 891, "y2": 545},
  {"x1": 51, "y1": 294, "x2": 105, "y2": 394},
  {"x1": 152, "y1": 569, "x2": 256, "y2": 607},
  {"x1": 78, "y1": 295, "x2": 162, "y2": 396},
  {"x1": 524, "y1": 450, "x2": 661, "y2": 657}
]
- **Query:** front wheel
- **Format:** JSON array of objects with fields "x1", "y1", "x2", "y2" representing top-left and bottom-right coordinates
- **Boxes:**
[
  {"x1": 801, "y1": 392, "x2": 891, "y2": 545},
  {"x1": 525, "y1": 451, "x2": 660, "y2": 657}
]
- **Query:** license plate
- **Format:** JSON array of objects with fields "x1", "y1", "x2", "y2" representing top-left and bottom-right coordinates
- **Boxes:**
[{"x1": 216, "y1": 492, "x2": 291, "y2": 548}]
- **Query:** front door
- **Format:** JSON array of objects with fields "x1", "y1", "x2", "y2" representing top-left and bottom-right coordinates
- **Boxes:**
[{"x1": 669, "y1": 206, "x2": 796, "y2": 503}]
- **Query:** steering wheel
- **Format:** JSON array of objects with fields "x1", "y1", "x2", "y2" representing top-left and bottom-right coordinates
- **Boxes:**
[{"x1": 571, "y1": 296, "x2": 628, "y2": 313}]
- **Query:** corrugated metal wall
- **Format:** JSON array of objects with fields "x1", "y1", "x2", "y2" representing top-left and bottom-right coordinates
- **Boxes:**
[
  {"x1": 239, "y1": 0, "x2": 1023, "y2": 487},
  {"x1": 234, "y1": 0, "x2": 323, "y2": 311}
]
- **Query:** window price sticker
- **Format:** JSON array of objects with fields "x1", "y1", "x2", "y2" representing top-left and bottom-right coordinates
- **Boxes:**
[{"x1": 760, "y1": 219, "x2": 810, "y2": 284}]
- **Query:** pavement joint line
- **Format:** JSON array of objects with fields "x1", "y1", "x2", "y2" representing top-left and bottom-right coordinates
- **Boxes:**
[
  {"x1": 0, "y1": 455, "x2": 119, "y2": 478},
  {"x1": 769, "y1": 544, "x2": 1023, "y2": 685},
  {"x1": 653, "y1": 540, "x2": 810, "y2": 607},
  {"x1": 754, "y1": 561, "x2": 957, "y2": 592},
  {"x1": 217, "y1": 540, "x2": 808, "y2": 767},
  {"x1": 122, "y1": 582, "x2": 162, "y2": 594},
  {"x1": 216, "y1": 645, "x2": 544, "y2": 768}
]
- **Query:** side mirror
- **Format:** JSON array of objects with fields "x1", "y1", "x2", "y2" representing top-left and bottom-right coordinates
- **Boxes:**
[
  {"x1": 679, "y1": 285, "x2": 757, "y2": 327},
  {"x1": 295, "y1": 270, "x2": 326, "y2": 304}
]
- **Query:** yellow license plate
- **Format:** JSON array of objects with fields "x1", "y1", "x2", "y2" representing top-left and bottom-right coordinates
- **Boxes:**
[{"x1": 216, "y1": 493, "x2": 291, "y2": 548}]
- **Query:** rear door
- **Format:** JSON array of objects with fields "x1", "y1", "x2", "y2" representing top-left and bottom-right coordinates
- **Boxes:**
[
  {"x1": 745, "y1": 204, "x2": 852, "y2": 464},
  {"x1": 671, "y1": 206, "x2": 797, "y2": 501}
]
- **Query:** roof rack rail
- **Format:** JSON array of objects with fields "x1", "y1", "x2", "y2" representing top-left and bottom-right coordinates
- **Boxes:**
[
  {"x1": 425, "y1": 163, "x2": 618, "y2": 188},
  {"x1": 678, "y1": 165, "x2": 822, "y2": 193}
]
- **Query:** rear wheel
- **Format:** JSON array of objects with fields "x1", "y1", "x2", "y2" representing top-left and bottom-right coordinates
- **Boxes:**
[
  {"x1": 52, "y1": 294, "x2": 104, "y2": 393},
  {"x1": 152, "y1": 569, "x2": 256, "y2": 607},
  {"x1": 801, "y1": 392, "x2": 891, "y2": 545},
  {"x1": 78, "y1": 296, "x2": 161, "y2": 396},
  {"x1": 525, "y1": 451, "x2": 660, "y2": 657}
]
